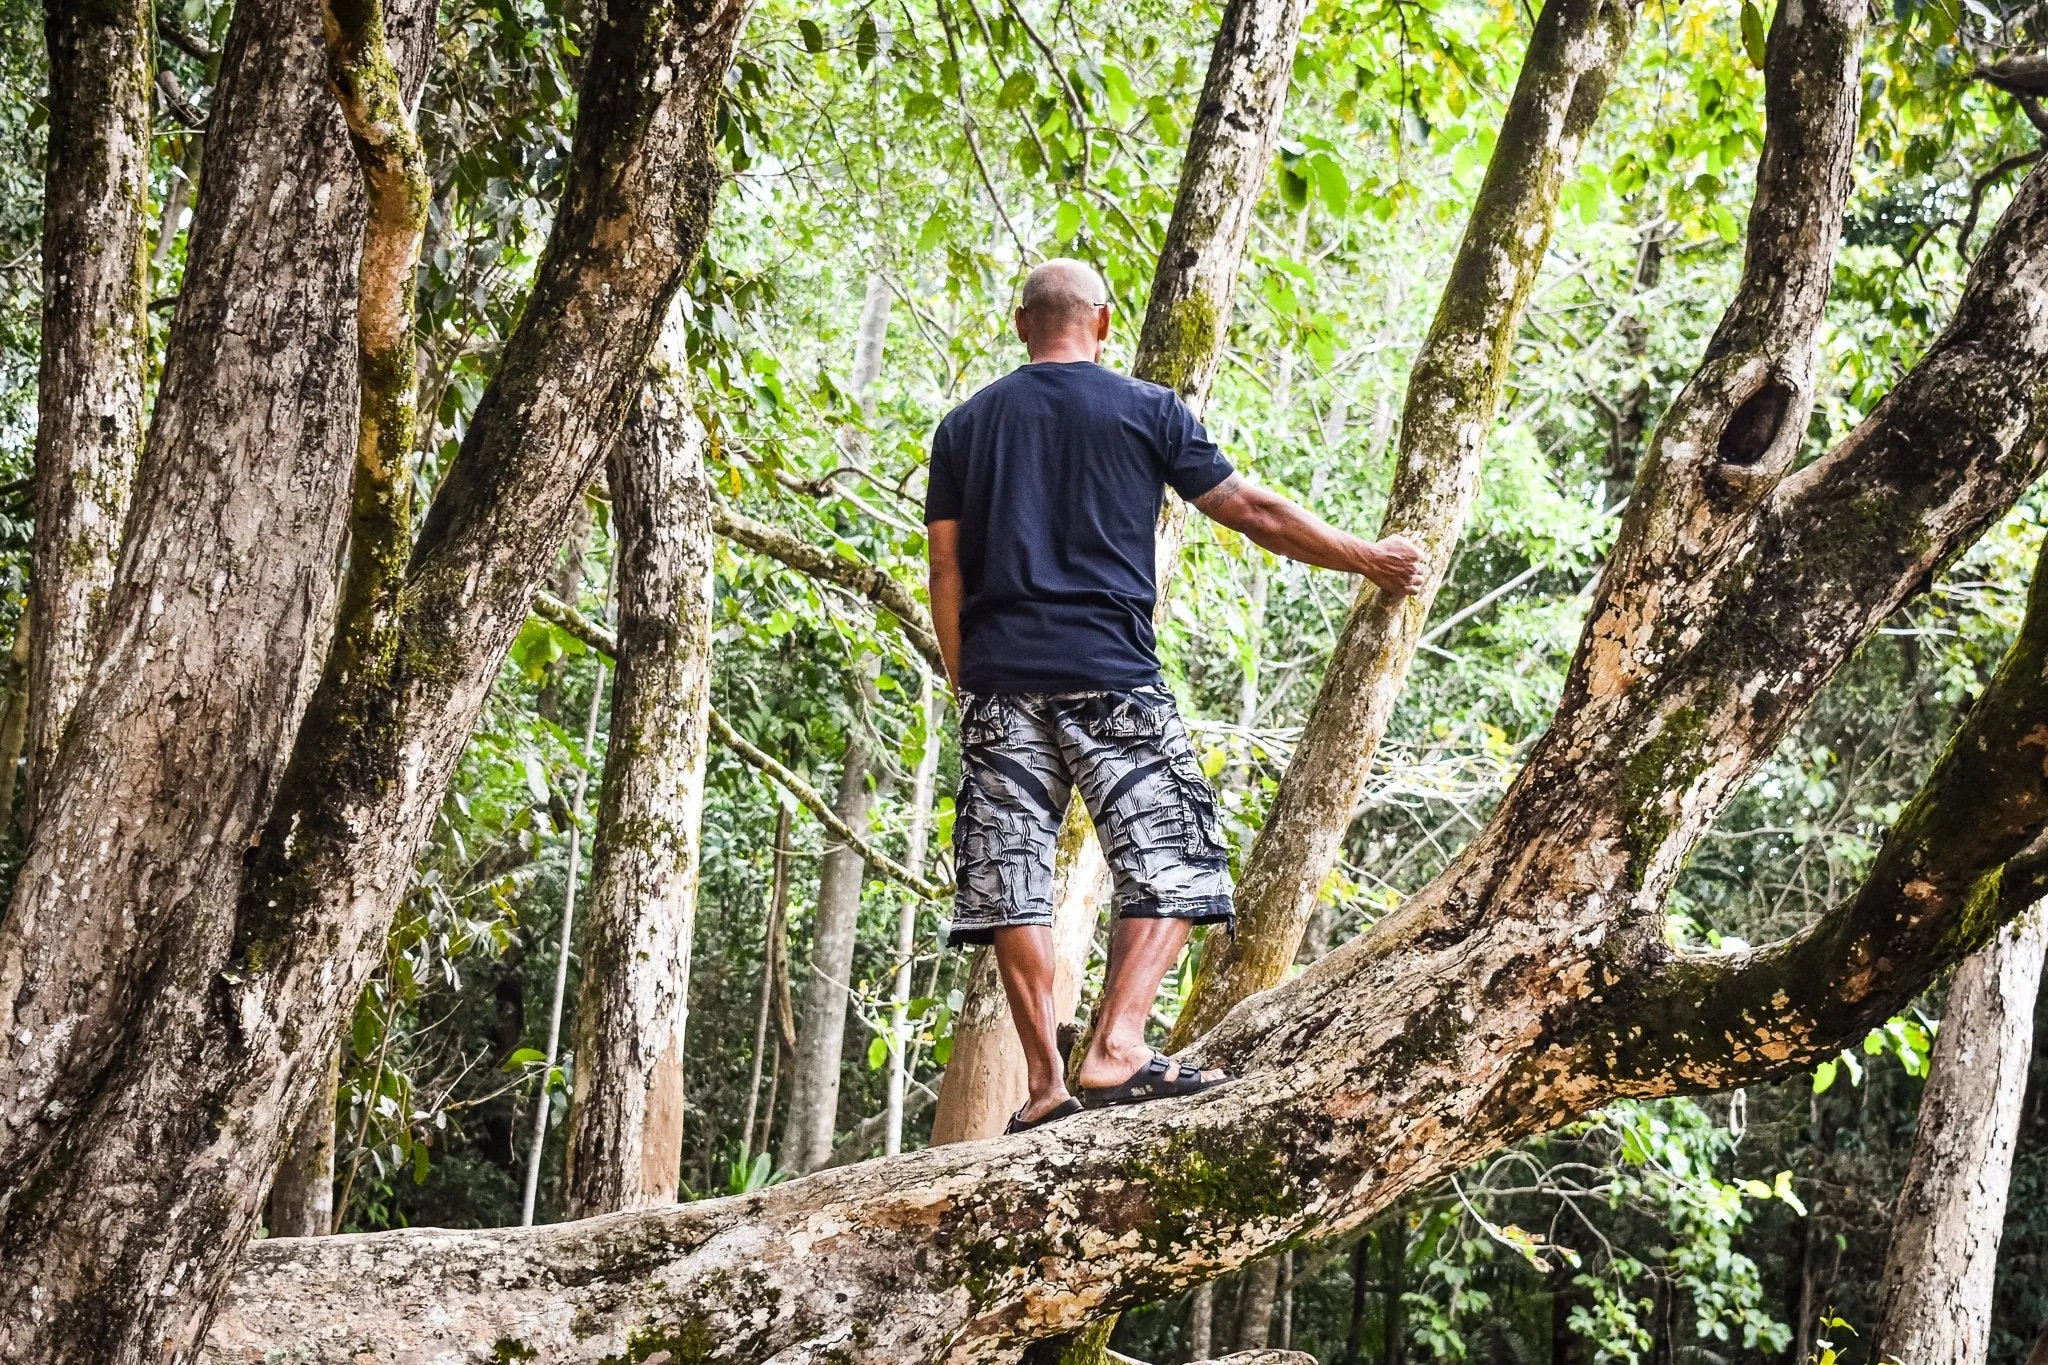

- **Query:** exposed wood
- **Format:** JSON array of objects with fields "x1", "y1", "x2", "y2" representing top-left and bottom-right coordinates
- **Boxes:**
[
  {"x1": 27, "y1": 0, "x2": 153, "y2": 812},
  {"x1": 1873, "y1": 906, "x2": 2047, "y2": 1365}
]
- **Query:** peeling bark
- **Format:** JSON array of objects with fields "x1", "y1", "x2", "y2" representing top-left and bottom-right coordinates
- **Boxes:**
[
  {"x1": 1177, "y1": 0, "x2": 1644, "y2": 1042},
  {"x1": 1873, "y1": 907, "x2": 2046, "y2": 1365},
  {"x1": 27, "y1": 0, "x2": 153, "y2": 812},
  {"x1": 563, "y1": 353, "x2": 716, "y2": 1218},
  {"x1": 0, "y1": 0, "x2": 749, "y2": 1350}
]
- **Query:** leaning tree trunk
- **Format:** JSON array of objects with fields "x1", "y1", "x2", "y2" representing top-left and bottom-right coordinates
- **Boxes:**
[
  {"x1": 561, "y1": 349, "x2": 716, "y2": 1218},
  {"x1": 930, "y1": 0, "x2": 1313, "y2": 1145},
  {"x1": 0, "y1": 0, "x2": 751, "y2": 1350},
  {"x1": 209, "y1": 13, "x2": 2048, "y2": 1363},
  {"x1": 1872, "y1": 906, "x2": 2048, "y2": 1365},
  {"x1": 1174, "y1": 0, "x2": 1640, "y2": 1042},
  {"x1": 27, "y1": 0, "x2": 152, "y2": 814},
  {"x1": 782, "y1": 713, "x2": 880, "y2": 1173}
]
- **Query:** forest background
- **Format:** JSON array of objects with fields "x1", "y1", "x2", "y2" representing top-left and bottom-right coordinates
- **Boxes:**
[{"x1": 1, "y1": 0, "x2": 2043, "y2": 1356}]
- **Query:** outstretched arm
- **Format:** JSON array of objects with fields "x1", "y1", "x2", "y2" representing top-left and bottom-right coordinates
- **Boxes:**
[
  {"x1": 926, "y1": 519, "x2": 966, "y2": 689},
  {"x1": 1192, "y1": 473, "x2": 1427, "y2": 597}
]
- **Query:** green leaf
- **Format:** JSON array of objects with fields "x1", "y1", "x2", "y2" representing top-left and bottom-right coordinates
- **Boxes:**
[
  {"x1": 904, "y1": 90, "x2": 946, "y2": 120},
  {"x1": 1773, "y1": 1169, "x2": 1807, "y2": 1215},
  {"x1": 798, "y1": 17, "x2": 825, "y2": 52},
  {"x1": 996, "y1": 70, "x2": 1035, "y2": 111},
  {"x1": 856, "y1": 13, "x2": 878, "y2": 67},
  {"x1": 867, "y1": 1035, "x2": 888, "y2": 1070},
  {"x1": 501, "y1": 1046, "x2": 546, "y2": 1071},
  {"x1": 1739, "y1": 0, "x2": 1768, "y2": 69},
  {"x1": 1309, "y1": 153, "x2": 1350, "y2": 217},
  {"x1": 1811, "y1": 1058, "x2": 1837, "y2": 1093},
  {"x1": 1053, "y1": 200, "x2": 1083, "y2": 242}
]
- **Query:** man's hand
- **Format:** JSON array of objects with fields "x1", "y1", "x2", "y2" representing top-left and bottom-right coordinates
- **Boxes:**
[{"x1": 1357, "y1": 534, "x2": 1428, "y2": 598}]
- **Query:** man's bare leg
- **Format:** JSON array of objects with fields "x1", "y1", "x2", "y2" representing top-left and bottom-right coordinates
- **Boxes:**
[
  {"x1": 1076, "y1": 917, "x2": 1222, "y2": 1089},
  {"x1": 990, "y1": 925, "x2": 1073, "y2": 1122}
]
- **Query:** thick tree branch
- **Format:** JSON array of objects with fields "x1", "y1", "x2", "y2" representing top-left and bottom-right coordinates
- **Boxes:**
[{"x1": 714, "y1": 503, "x2": 945, "y2": 673}]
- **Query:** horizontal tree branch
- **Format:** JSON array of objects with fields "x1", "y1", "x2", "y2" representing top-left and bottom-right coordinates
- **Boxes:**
[
  {"x1": 530, "y1": 592, "x2": 951, "y2": 902},
  {"x1": 713, "y1": 504, "x2": 945, "y2": 674}
]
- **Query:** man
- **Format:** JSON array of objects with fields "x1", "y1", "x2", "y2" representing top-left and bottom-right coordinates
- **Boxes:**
[{"x1": 925, "y1": 258, "x2": 1427, "y2": 1132}]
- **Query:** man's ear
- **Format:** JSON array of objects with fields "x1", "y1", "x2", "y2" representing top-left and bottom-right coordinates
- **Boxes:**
[
  {"x1": 1015, "y1": 308, "x2": 1032, "y2": 348},
  {"x1": 1095, "y1": 305, "x2": 1110, "y2": 343}
]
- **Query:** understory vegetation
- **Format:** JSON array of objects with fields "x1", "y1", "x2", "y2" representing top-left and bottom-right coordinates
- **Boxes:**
[{"x1": 3, "y1": 0, "x2": 2044, "y2": 1353}]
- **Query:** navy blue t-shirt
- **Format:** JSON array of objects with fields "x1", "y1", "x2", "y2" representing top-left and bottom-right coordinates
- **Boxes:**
[{"x1": 923, "y1": 361, "x2": 1234, "y2": 695}]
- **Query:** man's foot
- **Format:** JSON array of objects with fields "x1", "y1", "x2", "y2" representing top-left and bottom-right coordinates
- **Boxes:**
[
  {"x1": 1076, "y1": 1045, "x2": 1232, "y2": 1109},
  {"x1": 1004, "y1": 1096, "x2": 1084, "y2": 1134},
  {"x1": 1016, "y1": 1087, "x2": 1078, "y2": 1125}
]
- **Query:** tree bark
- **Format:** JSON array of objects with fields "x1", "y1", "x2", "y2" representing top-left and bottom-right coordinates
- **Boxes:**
[
  {"x1": 1235, "y1": 1257, "x2": 1279, "y2": 1351},
  {"x1": 931, "y1": 0, "x2": 1313, "y2": 1146},
  {"x1": 1175, "y1": 0, "x2": 1644, "y2": 1043},
  {"x1": 783, "y1": 706, "x2": 880, "y2": 1173},
  {"x1": 27, "y1": 0, "x2": 153, "y2": 813},
  {"x1": 888, "y1": 669, "x2": 943, "y2": 1156},
  {"x1": 744, "y1": 802, "x2": 797, "y2": 1162},
  {"x1": 0, "y1": 0, "x2": 749, "y2": 1349},
  {"x1": 203, "y1": 25, "x2": 2048, "y2": 1364},
  {"x1": 0, "y1": 612, "x2": 31, "y2": 831},
  {"x1": 1872, "y1": 906, "x2": 2047, "y2": 1365},
  {"x1": 265, "y1": 1047, "x2": 340, "y2": 1238},
  {"x1": 562, "y1": 350, "x2": 716, "y2": 1218}
]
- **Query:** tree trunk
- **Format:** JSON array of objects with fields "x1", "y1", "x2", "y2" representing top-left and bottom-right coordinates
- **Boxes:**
[
  {"x1": 1872, "y1": 906, "x2": 2048, "y2": 1365},
  {"x1": 0, "y1": 612, "x2": 31, "y2": 831},
  {"x1": 888, "y1": 669, "x2": 943, "y2": 1156},
  {"x1": 562, "y1": 349, "x2": 716, "y2": 1219},
  {"x1": 930, "y1": 0, "x2": 1312, "y2": 1144},
  {"x1": 265, "y1": 1047, "x2": 340, "y2": 1238},
  {"x1": 27, "y1": 0, "x2": 152, "y2": 814},
  {"x1": 0, "y1": 0, "x2": 749, "y2": 1348},
  {"x1": 1175, "y1": 0, "x2": 1642, "y2": 1043},
  {"x1": 1380, "y1": 1220, "x2": 1405, "y2": 1365},
  {"x1": 207, "y1": 18, "x2": 2048, "y2": 1363},
  {"x1": 1189, "y1": 1281, "x2": 1216, "y2": 1360},
  {"x1": 744, "y1": 802, "x2": 796, "y2": 1162},
  {"x1": 783, "y1": 690, "x2": 880, "y2": 1173},
  {"x1": 1235, "y1": 1258, "x2": 1279, "y2": 1352}
]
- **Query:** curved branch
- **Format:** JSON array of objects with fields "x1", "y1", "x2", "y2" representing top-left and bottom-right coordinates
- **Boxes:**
[{"x1": 713, "y1": 503, "x2": 946, "y2": 674}]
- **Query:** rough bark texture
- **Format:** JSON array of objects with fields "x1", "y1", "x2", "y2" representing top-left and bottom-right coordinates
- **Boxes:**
[
  {"x1": 783, "y1": 714, "x2": 880, "y2": 1173},
  {"x1": 266, "y1": 1047, "x2": 341, "y2": 1238},
  {"x1": 562, "y1": 360, "x2": 716, "y2": 1219},
  {"x1": 931, "y1": 0, "x2": 1312, "y2": 1145},
  {"x1": 0, "y1": 0, "x2": 749, "y2": 1350},
  {"x1": 0, "y1": 0, "x2": 435, "y2": 1346},
  {"x1": 1234, "y1": 1257, "x2": 1279, "y2": 1351},
  {"x1": 203, "y1": 23, "x2": 2048, "y2": 1362},
  {"x1": 27, "y1": 0, "x2": 153, "y2": 811},
  {"x1": 1872, "y1": 907, "x2": 2046, "y2": 1365},
  {"x1": 1176, "y1": 0, "x2": 1644, "y2": 1042},
  {"x1": 0, "y1": 614, "x2": 30, "y2": 830}
]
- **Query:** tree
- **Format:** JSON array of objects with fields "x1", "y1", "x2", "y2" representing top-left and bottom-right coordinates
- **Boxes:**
[
  {"x1": 207, "y1": 2, "x2": 2048, "y2": 1357},
  {"x1": 561, "y1": 339, "x2": 718, "y2": 1217},
  {"x1": 27, "y1": 0, "x2": 151, "y2": 811},
  {"x1": 0, "y1": 0, "x2": 750, "y2": 1350},
  {"x1": 1874, "y1": 906, "x2": 2048, "y2": 1365}
]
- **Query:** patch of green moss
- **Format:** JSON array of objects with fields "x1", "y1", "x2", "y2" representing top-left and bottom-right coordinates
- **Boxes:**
[
  {"x1": 1618, "y1": 706, "x2": 1710, "y2": 888},
  {"x1": 1138, "y1": 291, "x2": 1220, "y2": 397},
  {"x1": 1116, "y1": 1126, "x2": 1300, "y2": 1256},
  {"x1": 1943, "y1": 863, "x2": 2006, "y2": 955},
  {"x1": 490, "y1": 1338, "x2": 538, "y2": 1363}
]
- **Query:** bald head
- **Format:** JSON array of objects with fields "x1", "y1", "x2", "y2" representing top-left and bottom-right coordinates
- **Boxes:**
[{"x1": 1016, "y1": 257, "x2": 1110, "y2": 361}]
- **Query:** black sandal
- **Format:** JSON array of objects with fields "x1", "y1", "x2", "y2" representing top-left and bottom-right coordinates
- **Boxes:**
[
  {"x1": 1077, "y1": 1053, "x2": 1233, "y2": 1110},
  {"x1": 1004, "y1": 1096, "x2": 1084, "y2": 1134}
]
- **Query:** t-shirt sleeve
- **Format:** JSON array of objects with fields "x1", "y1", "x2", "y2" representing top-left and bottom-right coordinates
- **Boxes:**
[
  {"x1": 1159, "y1": 392, "x2": 1235, "y2": 501},
  {"x1": 924, "y1": 418, "x2": 962, "y2": 523}
]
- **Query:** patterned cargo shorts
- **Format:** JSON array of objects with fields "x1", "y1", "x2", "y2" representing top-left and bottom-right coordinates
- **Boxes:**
[{"x1": 946, "y1": 683, "x2": 1235, "y2": 947}]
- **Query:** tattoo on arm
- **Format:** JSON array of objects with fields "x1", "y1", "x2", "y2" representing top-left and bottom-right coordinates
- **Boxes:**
[{"x1": 1191, "y1": 472, "x2": 1245, "y2": 515}]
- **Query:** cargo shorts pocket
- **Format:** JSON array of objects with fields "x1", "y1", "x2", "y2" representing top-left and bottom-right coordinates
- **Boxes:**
[
  {"x1": 1167, "y1": 753, "x2": 1230, "y2": 864},
  {"x1": 959, "y1": 692, "x2": 1010, "y2": 748}
]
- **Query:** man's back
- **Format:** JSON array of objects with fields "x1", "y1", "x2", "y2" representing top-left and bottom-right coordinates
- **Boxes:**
[{"x1": 924, "y1": 361, "x2": 1232, "y2": 695}]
